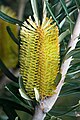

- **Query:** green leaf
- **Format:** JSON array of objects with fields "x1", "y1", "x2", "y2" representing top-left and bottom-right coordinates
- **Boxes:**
[
  {"x1": 63, "y1": 47, "x2": 71, "y2": 57},
  {"x1": 67, "y1": 70, "x2": 80, "y2": 76},
  {"x1": 3, "y1": 104, "x2": 19, "y2": 120},
  {"x1": 57, "y1": 102, "x2": 80, "y2": 116},
  {"x1": 19, "y1": 75, "x2": 25, "y2": 90},
  {"x1": 30, "y1": 0, "x2": 39, "y2": 25},
  {"x1": 6, "y1": 26, "x2": 19, "y2": 45},
  {"x1": 0, "y1": 11, "x2": 22, "y2": 25},
  {"x1": 69, "y1": 18, "x2": 74, "y2": 34},
  {"x1": 59, "y1": 29, "x2": 70, "y2": 43},
  {"x1": 0, "y1": 97, "x2": 33, "y2": 115},
  {"x1": 0, "y1": 115, "x2": 8, "y2": 120},
  {"x1": 19, "y1": 88, "x2": 31, "y2": 101},
  {"x1": 59, "y1": 17, "x2": 66, "y2": 29},
  {"x1": 60, "y1": 85, "x2": 80, "y2": 97},
  {"x1": 47, "y1": 113, "x2": 62, "y2": 120},
  {"x1": 16, "y1": 110, "x2": 32, "y2": 120},
  {"x1": 5, "y1": 83, "x2": 32, "y2": 109},
  {"x1": 54, "y1": 72, "x2": 62, "y2": 86},
  {"x1": 19, "y1": 75, "x2": 31, "y2": 101},
  {"x1": 5, "y1": 85, "x2": 22, "y2": 103},
  {"x1": 71, "y1": 58, "x2": 80, "y2": 65},
  {"x1": 46, "y1": 1, "x2": 59, "y2": 28},
  {"x1": 0, "y1": 59, "x2": 18, "y2": 82},
  {"x1": 65, "y1": 48, "x2": 80, "y2": 60},
  {"x1": 60, "y1": 90, "x2": 80, "y2": 97},
  {"x1": 50, "y1": 116, "x2": 62, "y2": 120},
  {"x1": 34, "y1": 87, "x2": 40, "y2": 101},
  {"x1": 15, "y1": 117, "x2": 19, "y2": 120},
  {"x1": 18, "y1": 75, "x2": 33, "y2": 109},
  {"x1": 75, "y1": 0, "x2": 80, "y2": 9},
  {"x1": 59, "y1": 6, "x2": 77, "y2": 28},
  {"x1": 60, "y1": 0, "x2": 74, "y2": 24},
  {"x1": 50, "y1": 117, "x2": 57, "y2": 120}
]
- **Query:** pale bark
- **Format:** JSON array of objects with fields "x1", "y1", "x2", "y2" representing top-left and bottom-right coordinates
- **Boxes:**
[{"x1": 32, "y1": 10, "x2": 80, "y2": 120}]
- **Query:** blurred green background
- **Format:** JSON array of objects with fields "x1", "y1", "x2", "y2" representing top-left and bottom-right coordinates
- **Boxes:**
[{"x1": 0, "y1": 0, "x2": 80, "y2": 120}]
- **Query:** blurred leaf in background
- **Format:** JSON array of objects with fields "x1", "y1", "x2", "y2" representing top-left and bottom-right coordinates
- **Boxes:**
[
  {"x1": 0, "y1": 5, "x2": 18, "y2": 69},
  {"x1": 0, "y1": 0, "x2": 80, "y2": 120}
]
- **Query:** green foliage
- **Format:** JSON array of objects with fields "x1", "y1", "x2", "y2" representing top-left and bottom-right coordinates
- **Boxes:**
[
  {"x1": 0, "y1": 0, "x2": 80, "y2": 120},
  {"x1": 6, "y1": 26, "x2": 19, "y2": 45},
  {"x1": 0, "y1": 11, "x2": 22, "y2": 25},
  {"x1": 0, "y1": 59, "x2": 18, "y2": 82}
]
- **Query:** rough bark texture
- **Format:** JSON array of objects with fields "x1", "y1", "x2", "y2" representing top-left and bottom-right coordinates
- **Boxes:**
[{"x1": 32, "y1": 10, "x2": 80, "y2": 120}]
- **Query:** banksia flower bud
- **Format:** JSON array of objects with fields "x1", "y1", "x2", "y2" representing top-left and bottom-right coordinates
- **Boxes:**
[
  {"x1": 0, "y1": 6, "x2": 18, "y2": 68},
  {"x1": 20, "y1": 16, "x2": 59, "y2": 99}
]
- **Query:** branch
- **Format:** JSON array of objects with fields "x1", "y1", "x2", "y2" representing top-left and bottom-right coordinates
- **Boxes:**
[{"x1": 32, "y1": 10, "x2": 80, "y2": 120}]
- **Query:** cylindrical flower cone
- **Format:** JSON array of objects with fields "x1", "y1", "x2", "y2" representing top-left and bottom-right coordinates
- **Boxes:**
[{"x1": 20, "y1": 16, "x2": 59, "y2": 99}]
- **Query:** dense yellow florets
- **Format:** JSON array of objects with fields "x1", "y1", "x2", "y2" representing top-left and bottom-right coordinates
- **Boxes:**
[{"x1": 20, "y1": 16, "x2": 59, "y2": 99}]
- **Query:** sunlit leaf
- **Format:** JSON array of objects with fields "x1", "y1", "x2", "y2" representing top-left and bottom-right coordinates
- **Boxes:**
[
  {"x1": 19, "y1": 75, "x2": 31, "y2": 101},
  {"x1": 34, "y1": 87, "x2": 40, "y2": 101},
  {"x1": 19, "y1": 88, "x2": 31, "y2": 101},
  {"x1": 59, "y1": 29, "x2": 70, "y2": 43}
]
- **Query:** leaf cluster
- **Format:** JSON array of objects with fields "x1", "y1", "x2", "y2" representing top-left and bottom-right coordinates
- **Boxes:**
[{"x1": 0, "y1": 0, "x2": 80, "y2": 120}]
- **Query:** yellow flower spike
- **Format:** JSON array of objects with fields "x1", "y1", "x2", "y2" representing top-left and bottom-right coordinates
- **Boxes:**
[
  {"x1": 20, "y1": 16, "x2": 59, "y2": 99},
  {"x1": 0, "y1": 5, "x2": 18, "y2": 68}
]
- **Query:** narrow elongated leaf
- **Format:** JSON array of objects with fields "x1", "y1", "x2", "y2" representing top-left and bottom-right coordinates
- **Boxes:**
[
  {"x1": 19, "y1": 75, "x2": 31, "y2": 101},
  {"x1": 0, "y1": 6, "x2": 18, "y2": 69},
  {"x1": 5, "y1": 84, "x2": 32, "y2": 107},
  {"x1": 34, "y1": 87, "x2": 40, "y2": 101},
  {"x1": 54, "y1": 72, "x2": 62, "y2": 86},
  {"x1": 6, "y1": 26, "x2": 19, "y2": 45},
  {"x1": 65, "y1": 48, "x2": 80, "y2": 60},
  {"x1": 60, "y1": 0, "x2": 74, "y2": 24},
  {"x1": 15, "y1": 117, "x2": 19, "y2": 120},
  {"x1": 50, "y1": 116, "x2": 62, "y2": 120},
  {"x1": 19, "y1": 89, "x2": 31, "y2": 101},
  {"x1": 46, "y1": 1, "x2": 59, "y2": 28},
  {"x1": 57, "y1": 102, "x2": 80, "y2": 116},
  {"x1": 6, "y1": 82, "x2": 33, "y2": 109},
  {"x1": 3, "y1": 104, "x2": 19, "y2": 120},
  {"x1": 67, "y1": 70, "x2": 80, "y2": 76},
  {"x1": 19, "y1": 75, "x2": 25, "y2": 90},
  {"x1": 0, "y1": 11, "x2": 22, "y2": 25},
  {"x1": 59, "y1": 29, "x2": 70, "y2": 43},
  {"x1": 60, "y1": 86, "x2": 80, "y2": 97},
  {"x1": 59, "y1": 17, "x2": 66, "y2": 29},
  {"x1": 75, "y1": 0, "x2": 80, "y2": 9},
  {"x1": 63, "y1": 47, "x2": 71, "y2": 57},
  {"x1": 30, "y1": 0, "x2": 39, "y2": 25},
  {"x1": 46, "y1": 113, "x2": 62, "y2": 120},
  {"x1": 60, "y1": 91, "x2": 80, "y2": 97},
  {"x1": 59, "y1": 7, "x2": 77, "y2": 28},
  {"x1": 0, "y1": 97, "x2": 33, "y2": 115},
  {"x1": 71, "y1": 58, "x2": 80, "y2": 65},
  {"x1": 5, "y1": 86, "x2": 22, "y2": 103},
  {"x1": 0, "y1": 59, "x2": 18, "y2": 82}
]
